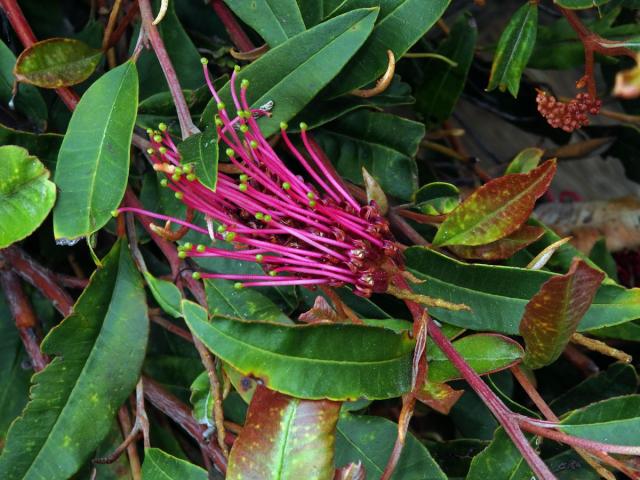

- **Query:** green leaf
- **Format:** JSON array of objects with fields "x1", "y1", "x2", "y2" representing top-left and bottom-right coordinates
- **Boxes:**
[
  {"x1": 413, "y1": 182, "x2": 460, "y2": 215},
  {"x1": 504, "y1": 147, "x2": 543, "y2": 175},
  {"x1": 429, "y1": 334, "x2": 524, "y2": 383},
  {"x1": 177, "y1": 127, "x2": 218, "y2": 192},
  {"x1": 328, "y1": 0, "x2": 450, "y2": 96},
  {"x1": 134, "y1": 0, "x2": 202, "y2": 98},
  {"x1": 588, "y1": 238, "x2": 619, "y2": 282},
  {"x1": 297, "y1": 0, "x2": 323, "y2": 27},
  {"x1": 433, "y1": 160, "x2": 556, "y2": 246},
  {"x1": 559, "y1": 395, "x2": 640, "y2": 446},
  {"x1": 227, "y1": 385, "x2": 340, "y2": 479},
  {"x1": 466, "y1": 428, "x2": 533, "y2": 480},
  {"x1": 0, "y1": 146, "x2": 56, "y2": 248},
  {"x1": 53, "y1": 61, "x2": 138, "y2": 242},
  {"x1": 335, "y1": 413, "x2": 447, "y2": 480},
  {"x1": 405, "y1": 247, "x2": 640, "y2": 334},
  {"x1": 554, "y1": 0, "x2": 611, "y2": 8},
  {"x1": 314, "y1": 110, "x2": 423, "y2": 200},
  {"x1": 0, "y1": 124, "x2": 62, "y2": 171},
  {"x1": 520, "y1": 259, "x2": 604, "y2": 369},
  {"x1": 0, "y1": 40, "x2": 47, "y2": 130},
  {"x1": 224, "y1": 0, "x2": 306, "y2": 46},
  {"x1": 550, "y1": 363, "x2": 639, "y2": 416},
  {"x1": 448, "y1": 225, "x2": 545, "y2": 261},
  {"x1": 182, "y1": 300, "x2": 414, "y2": 400},
  {"x1": 415, "y1": 14, "x2": 477, "y2": 125},
  {"x1": 202, "y1": 8, "x2": 379, "y2": 137},
  {"x1": 487, "y1": 2, "x2": 538, "y2": 97},
  {"x1": 0, "y1": 239, "x2": 148, "y2": 480},
  {"x1": 14, "y1": 38, "x2": 101, "y2": 88},
  {"x1": 205, "y1": 279, "x2": 292, "y2": 324},
  {"x1": 141, "y1": 448, "x2": 207, "y2": 479},
  {"x1": 144, "y1": 271, "x2": 182, "y2": 318}
]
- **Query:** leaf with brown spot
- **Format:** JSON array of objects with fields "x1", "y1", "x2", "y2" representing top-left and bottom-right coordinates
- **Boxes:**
[
  {"x1": 227, "y1": 385, "x2": 340, "y2": 480},
  {"x1": 433, "y1": 160, "x2": 556, "y2": 247},
  {"x1": 14, "y1": 38, "x2": 102, "y2": 88},
  {"x1": 520, "y1": 258, "x2": 605, "y2": 369},
  {"x1": 415, "y1": 381, "x2": 464, "y2": 415},
  {"x1": 448, "y1": 225, "x2": 544, "y2": 260}
]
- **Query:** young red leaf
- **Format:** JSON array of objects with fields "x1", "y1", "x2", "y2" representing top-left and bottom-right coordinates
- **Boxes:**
[
  {"x1": 227, "y1": 385, "x2": 341, "y2": 480},
  {"x1": 433, "y1": 160, "x2": 556, "y2": 247},
  {"x1": 448, "y1": 224, "x2": 545, "y2": 261},
  {"x1": 520, "y1": 258, "x2": 605, "y2": 369}
]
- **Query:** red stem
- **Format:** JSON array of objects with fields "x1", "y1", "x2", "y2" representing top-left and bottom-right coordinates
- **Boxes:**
[
  {"x1": 0, "y1": 270, "x2": 49, "y2": 371},
  {"x1": 210, "y1": 0, "x2": 255, "y2": 52},
  {"x1": 0, "y1": 0, "x2": 79, "y2": 109},
  {"x1": 137, "y1": 0, "x2": 198, "y2": 139}
]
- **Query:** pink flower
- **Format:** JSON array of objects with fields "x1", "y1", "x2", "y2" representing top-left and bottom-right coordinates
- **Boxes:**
[{"x1": 120, "y1": 61, "x2": 401, "y2": 297}]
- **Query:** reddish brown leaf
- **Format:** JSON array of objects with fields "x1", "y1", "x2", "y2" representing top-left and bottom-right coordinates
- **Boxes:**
[
  {"x1": 227, "y1": 385, "x2": 341, "y2": 480},
  {"x1": 299, "y1": 296, "x2": 339, "y2": 323},
  {"x1": 433, "y1": 159, "x2": 556, "y2": 246},
  {"x1": 448, "y1": 225, "x2": 545, "y2": 260},
  {"x1": 415, "y1": 381, "x2": 464, "y2": 415},
  {"x1": 520, "y1": 258, "x2": 605, "y2": 369}
]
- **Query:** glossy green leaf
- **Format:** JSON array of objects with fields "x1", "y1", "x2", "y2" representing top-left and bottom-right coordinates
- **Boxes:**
[
  {"x1": 182, "y1": 300, "x2": 414, "y2": 400},
  {"x1": 205, "y1": 279, "x2": 292, "y2": 324},
  {"x1": 466, "y1": 428, "x2": 533, "y2": 480},
  {"x1": 190, "y1": 371, "x2": 216, "y2": 427},
  {"x1": 521, "y1": 259, "x2": 605, "y2": 369},
  {"x1": 144, "y1": 271, "x2": 182, "y2": 318},
  {"x1": 202, "y1": 8, "x2": 379, "y2": 137},
  {"x1": 224, "y1": 0, "x2": 306, "y2": 46},
  {"x1": 53, "y1": 61, "x2": 138, "y2": 241},
  {"x1": 14, "y1": 38, "x2": 101, "y2": 88},
  {"x1": 0, "y1": 40, "x2": 46, "y2": 130},
  {"x1": 545, "y1": 450, "x2": 599, "y2": 479},
  {"x1": 550, "y1": 363, "x2": 639, "y2": 415},
  {"x1": 0, "y1": 240, "x2": 148, "y2": 480},
  {"x1": 314, "y1": 110, "x2": 423, "y2": 200},
  {"x1": 429, "y1": 334, "x2": 524, "y2": 383},
  {"x1": 177, "y1": 127, "x2": 218, "y2": 192},
  {"x1": 505, "y1": 147, "x2": 543, "y2": 175},
  {"x1": 433, "y1": 160, "x2": 556, "y2": 246},
  {"x1": 588, "y1": 238, "x2": 619, "y2": 281},
  {"x1": 413, "y1": 182, "x2": 460, "y2": 216},
  {"x1": 335, "y1": 413, "x2": 447, "y2": 480},
  {"x1": 448, "y1": 225, "x2": 545, "y2": 261},
  {"x1": 405, "y1": 247, "x2": 640, "y2": 334},
  {"x1": 141, "y1": 448, "x2": 207, "y2": 480},
  {"x1": 328, "y1": 0, "x2": 450, "y2": 96},
  {"x1": 487, "y1": 2, "x2": 538, "y2": 97},
  {"x1": 0, "y1": 124, "x2": 62, "y2": 171},
  {"x1": 228, "y1": 385, "x2": 340, "y2": 479},
  {"x1": 559, "y1": 395, "x2": 640, "y2": 446},
  {"x1": 296, "y1": 0, "x2": 323, "y2": 27},
  {"x1": 0, "y1": 146, "x2": 56, "y2": 248},
  {"x1": 554, "y1": 0, "x2": 611, "y2": 8},
  {"x1": 415, "y1": 14, "x2": 477, "y2": 125}
]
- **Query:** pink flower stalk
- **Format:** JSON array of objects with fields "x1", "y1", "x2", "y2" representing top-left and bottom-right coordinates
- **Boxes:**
[{"x1": 120, "y1": 61, "x2": 401, "y2": 296}]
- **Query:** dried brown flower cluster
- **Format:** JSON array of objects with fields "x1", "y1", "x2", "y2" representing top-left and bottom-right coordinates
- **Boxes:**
[{"x1": 536, "y1": 89, "x2": 601, "y2": 132}]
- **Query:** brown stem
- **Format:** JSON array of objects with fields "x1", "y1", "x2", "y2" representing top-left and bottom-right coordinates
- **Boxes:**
[
  {"x1": 142, "y1": 376, "x2": 228, "y2": 473},
  {"x1": 151, "y1": 315, "x2": 193, "y2": 343},
  {"x1": 138, "y1": 0, "x2": 198, "y2": 138},
  {"x1": 0, "y1": 246, "x2": 74, "y2": 316},
  {"x1": 210, "y1": 0, "x2": 255, "y2": 52},
  {"x1": 570, "y1": 332, "x2": 632, "y2": 364},
  {"x1": 388, "y1": 210, "x2": 429, "y2": 246},
  {"x1": 380, "y1": 395, "x2": 416, "y2": 480},
  {"x1": 121, "y1": 406, "x2": 142, "y2": 480},
  {"x1": 102, "y1": 0, "x2": 122, "y2": 68},
  {"x1": 105, "y1": 1, "x2": 139, "y2": 50},
  {"x1": 0, "y1": 0, "x2": 79, "y2": 109},
  {"x1": 0, "y1": 270, "x2": 49, "y2": 371}
]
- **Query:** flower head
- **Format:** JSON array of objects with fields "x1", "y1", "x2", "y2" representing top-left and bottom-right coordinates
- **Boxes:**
[{"x1": 121, "y1": 61, "x2": 401, "y2": 297}]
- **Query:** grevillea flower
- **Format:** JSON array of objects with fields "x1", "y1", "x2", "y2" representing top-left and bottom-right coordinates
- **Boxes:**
[{"x1": 119, "y1": 61, "x2": 402, "y2": 297}]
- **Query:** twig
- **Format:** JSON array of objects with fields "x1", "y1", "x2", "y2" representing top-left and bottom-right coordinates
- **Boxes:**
[
  {"x1": 151, "y1": 315, "x2": 193, "y2": 342},
  {"x1": 571, "y1": 333, "x2": 632, "y2": 363},
  {"x1": 0, "y1": 0, "x2": 79, "y2": 109},
  {"x1": 210, "y1": 0, "x2": 255, "y2": 52},
  {"x1": 101, "y1": 0, "x2": 122, "y2": 68},
  {"x1": 0, "y1": 246, "x2": 74, "y2": 316},
  {"x1": 105, "y1": 1, "x2": 140, "y2": 50},
  {"x1": 351, "y1": 50, "x2": 395, "y2": 98},
  {"x1": 142, "y1": 376, "x2": 228, "y2": 473},
  {"x1": 388, "y1": 209, "x2": 430, "y2": 246},
  {"x1": 0, "y1": 270, "x2": 49, "y2": 371},
  {"x1": 138, "y1": 0, "x2": 198, "y2": 138},
  {"x1": 229, "y1": 44, "x2": 269, "y2": 60}
]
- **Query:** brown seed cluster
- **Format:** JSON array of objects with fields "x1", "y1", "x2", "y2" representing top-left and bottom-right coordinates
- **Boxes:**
[{"x1": 536, "y1": 90, "x2": 601, "y2": 132}]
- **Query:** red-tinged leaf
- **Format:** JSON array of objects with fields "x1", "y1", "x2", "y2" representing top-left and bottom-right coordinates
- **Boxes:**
[
  {"x1": 334, "y1": 462, "x2": 366, "y2": 480},
  {"x1": 433, "y1": 160, "x2": 556, "y2": 246},
  {"x1": 227, "y1": 385, "x2": 341, "y2": 480},
  {"x1": 520, "y1": 258, "x2": 605, "y2": 369},
  {"x1": 448, "y1": 225, "x2": 545, "y2": 260},
  {"x1": 415, "y1": 381, "x2": 464, "y2": 415}
]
